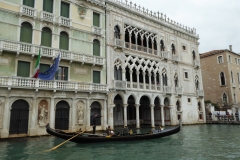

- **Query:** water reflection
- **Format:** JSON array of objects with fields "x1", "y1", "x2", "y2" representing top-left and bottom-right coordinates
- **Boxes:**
[{"x1": 0, "y1": 125, "x2": 240, "y2": 160}]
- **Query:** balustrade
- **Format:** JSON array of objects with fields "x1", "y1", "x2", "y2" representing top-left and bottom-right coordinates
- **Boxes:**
[
  {"x1": 92, "y1": 26, "x2": 102, "y2": 35},
  {"x1": 40, "y1": 11, "x2": 55, "y2": 22},
  {"x1": 115, "y1": 39, "x2": 124, "y2": 48},
  {"x1": 20, "y1": 5, "x2": 37, "y2": 17},
  {"x1": 58, "y1": 16, "x2": 72, "y2": 27}
]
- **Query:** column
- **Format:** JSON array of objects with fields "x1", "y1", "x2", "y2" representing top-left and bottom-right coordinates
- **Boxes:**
[
  {"x1": 70, "y1": 98, "x2": 76, "y2": 132},
  {"x1": 135, "y1": 34, "x2": 138, "y2": 50},
  {"x1": 135, "y1": 104, "x2": 140, "y2": 128},
  {"x1": 150, "y1": 104, "x2": 155, "y2": 128},
  {"x1": 103, "y1": 99, "x2": 108, "y2": 129},
  {"x1": 122, "y1": 69, "x2": 126, "y2": 81},
  {"x1": 147, "y1": 38, "x2": 149, "y2": 53},
  {"x1": 108, "y1": 104, "x2": 115, "y2": 129},
  {"x1": 137, "y1": 71, "x2": 139, "y2": 89},
  {"x1": 49, "y1": 97, "x2": 55, "y2": 128},
  {"x1": 129, "y1": 32, "x2": 132, "y2": 48},
  {"x1": 160, "y1": 75, "x2": 163, "y2": 92},
  {"x1": 148, "y1": 73, "x2": 152, "y2": 90},
  {"x1": 161, "y1": 106, "x2": 165, "y2": 126},
  {"x1": 1, "y1": 97, "x2": 10, "y2": 138},
  {"x1": 154, "y1": 74, "x2": 157, "y2": 90},
  {"x1": 130, "y1": 70, "x2": 133, "y2": 88},
  {"x1": 29, "y1": 97, "x2": 37, "y2": 136},
  {"x1": 143, "y1": 72, "x2": 146, "y2": 89},
  {"x1": 151, "y1": 40, "x2": 154, "y2": 54},
  {"x1": 123, "y1": 104, "x2": 128, "y2": 127},
  {"x1": 86, "y1": 98, "x2": 90, "y2": 127}
]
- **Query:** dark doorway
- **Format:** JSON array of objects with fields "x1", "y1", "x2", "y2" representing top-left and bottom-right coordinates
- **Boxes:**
[
  {"x1": 55, "y1": 101, "x2": 69, "y2": 130},
  {"x1": 9, "y1": 100, "x2": 29, "y2": 134},
  {"x1": 90, "y1": 101, "x2": 101, "y2": 126}
]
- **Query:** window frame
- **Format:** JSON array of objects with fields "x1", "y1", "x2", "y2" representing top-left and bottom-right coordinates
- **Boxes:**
[
  {"x1": 55, "y1": 66, "x2": 68, "y2": 81},
  {"x1": 93, "y1": 12, "x2": 100, "y2": 27},
  {"x1": 184, "y1": 71, "x2": 189, "y2": 80},
  {"x1": 93, "y1": 39, "x2": 101, "y2": 56},
  {"x1": 17, "y1": 60, "x2": 31, "y2": 77},
  {"x1": 217, "y1": 55, "x2": 223, "y2": 64},
  {"x1": 92, "y1": 70, "x2": 101, "y2": 84}
]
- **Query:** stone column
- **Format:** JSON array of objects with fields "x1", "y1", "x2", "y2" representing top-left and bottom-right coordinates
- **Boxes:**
[
  {"x1": 160, "y1": 75, "x2": 163, "y2": 92},
  {"x1": 158, "y1": 75, "x2": 161, "y2": 91},
  {"x1": 108, "y1": 104, "x2": 115, "y2": 129},
  {"x1": 150, "y1": 104, "x2": 155, "y2": 128},
  {"x1": 161, "y1": 106, "x2": 165, "y2": 126},
  {"x1": 135, "y1": 34, "x2": 138, "y2": 50},
  {"x1": 129, "y1": 32, "x2": 132, "y2": 48},
  {"x1": 135, "y1": 104, "x2": 140, "y2": 128},
  {"x1": 154, "y1": 74, "x2": 157, "y2": 90},
  {"x1": 137, "y1": 71, "x2": 140, "y2": 89},
  {"x1": 130, "y1": 70, "x2": 133, "y2": 88},
  {"x1": 29, "y1": 97, "x2": 37, "y2": 136},
  {"x1": 86, "y1": 98, "x2": 90, "y2": 127},
  {"x1": 1, "y1": 97, "x2": 10, "y2": 138},
  {"x1": 148, "y1": 73, "x2": 152, "y2": 90},
  {"x1": 49, "y1": 97, "x2": 55, "y2": 128},
  {"x1": 143, "y1": 72, "x2": 146, "y2": 89},
  {"x1": 147, "y1": 38, "x2": 149, "y2": 53},
  {"x1": 103, "y1": 99, "x2": 108, "y2": 129},
  {"x1": 122, "y1": 69, "x2": 126, "y2": 81},
  {"x1": 70, "y1": 98, "x2": 76, "y2": 132},
  {"x1": 123, "y1": 104, "x2": 128, "y2": 127}
]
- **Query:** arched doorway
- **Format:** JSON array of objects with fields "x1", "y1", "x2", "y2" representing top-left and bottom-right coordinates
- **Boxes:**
[
  {"x1": 55, "y1": 101, "x2": 69, "y2": 130},
  {"x1": 127, "y1": 95, "x2": 136, "y2": 125},
  {"x1": 113, "y1": 95, "x2": 123, "y2": 126},
  {"x1": 154, "y1": 97, "x2": 161, "y2": 125},
  {"x1": 140, "y1": 96, "x2": 151, "y2": 125},
  {"x1": 164, "y1": 98, "x2": 171, "y2": 124},
  {"x1": 9, "y1": 100, "x2": 29, "y2": 134},
  {"x1": 90, "y1": 101, "x2": 101, "y2": 126}
]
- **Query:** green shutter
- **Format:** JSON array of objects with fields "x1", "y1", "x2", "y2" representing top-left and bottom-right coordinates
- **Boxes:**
[
  {"x1": 20, "y1": 23, "x2": 32, "y2": 43},
  {"x1": 17, "y1": 61, "x2": 30, "y2": 77},
  {"x1": 93, "y1": 71, "x2": 100, "y2": 83},
  {"x1": 93, "y1": 40, "x2": 100, "y2": 56},
  {"x1": 61, "y1": 2, "x2": 69, "y2": 18},
  {"x1": 41, "y1": 27, "x2": 52, "y2": 47},
  {"x1": 40, "y1": 64, "x2": 50, "y2": 73},
  {"x1": 43, "y1": 0, "x2": 53, "y2": 13},
  {"x1": 23, "y1": 0, "x2": 35, "y2": 7},
  {"x1": 93, "y1": 13, "x2": 100, "y2": 27},
  {"x1": 59, "y1": 32, "x2": 69, "y2": 50}
]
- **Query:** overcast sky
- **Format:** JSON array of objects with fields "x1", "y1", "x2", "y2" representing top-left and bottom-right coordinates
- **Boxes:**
[{"x1": 133, "y1": 0, "x2": 240, "y2": 54}]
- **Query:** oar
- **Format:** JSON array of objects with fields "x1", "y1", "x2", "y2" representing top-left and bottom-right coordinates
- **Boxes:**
[{"x1": 44, "y1": 127, "x2": 91, "y2": 152}]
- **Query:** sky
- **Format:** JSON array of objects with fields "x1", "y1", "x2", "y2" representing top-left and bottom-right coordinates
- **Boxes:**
[{"x1": 131, "y1": 0, "x2": 240, "y2": 54}]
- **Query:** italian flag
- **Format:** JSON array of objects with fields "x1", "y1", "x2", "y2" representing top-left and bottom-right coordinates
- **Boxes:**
[{"x1": 33, "y1": 49, "x2": 41, "y2": 78}]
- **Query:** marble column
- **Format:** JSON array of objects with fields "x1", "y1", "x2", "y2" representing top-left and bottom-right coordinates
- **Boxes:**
[
  {"x1": 122, "y1": 69, "x2": 126, "y2": 81},
  {"x1": 70, "y1": 98, "x2": 76, "y2": 132},
  {"x1": 147, "y1": 38, "x2": 149, "y2": 53},
  {"x1": 160, "y1": 75, "x2": 163, "y2": 92},
  {"x1": 148, "y1": 73, "x2": 152, "y2": 89},
  {"x1": 108, "y1": 104, "x2": 115, "y2": 129},
  {"x1": 49, "y1": 97, "x2": 55, "y2": 128},
  {"x1": 135, "y1": 34, "x2": 138, "y2": 50},
  {"x1": 29, "y1": 97, "x2": 37, "y2": 136},
  {"x1": 150, "y1": 104, "x2": 155, "y2": 128},
  {"x1": 135, "y1": 104, "x2": 140, "y2": 128},
  {"x1": 161, "y1": 106, "x2": 165, "y2": 126},
  {"x1": 123, "y1": 104, "x2": 128, "y2": 127},
  {"x1": 143, "y1": 72, "x2": 146, "y2": 89},
  {"x1": 130, "y1": 70, "x2": 133, "y2": 88},
  {"x1": 1, "y1": 97, "x2": 10, "y2": 138},
  {"x1": 86, "y1": 98, "x2": 90, "y2": 127},
  {"x1": 154, "y1": 75, "x2": 157, "y2": 90},
  {"x1": 103, "y1": 99, "x2": 108, "y2": 129},
  {"x1": 136, "y1": 71, "x2": 139, "y2": 89}
]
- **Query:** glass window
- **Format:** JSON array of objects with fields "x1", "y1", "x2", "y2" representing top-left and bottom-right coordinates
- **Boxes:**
[
  {"x1": 20, "y1": 22, "x2": 33, "y2": 43},
  {"x1": 61, "y1": 2, "x2": 69, "y2": 18},
  {"x1": 43, "y1": 0, "x2": 53, "y2": 13},
  {"x1": 93, "y1": 39, "x2": 100, "y2": 56},
  {"x1": 23, "y1": 0, "x2": 35, "y2": 7},
  {"x1": 59, "y1": 32, "x2": 69, "y2": 50},
  {"x1": 41, "y1": 27, "x2": 52, "y2": 47},
  {"x1": 218, "y1": 56, "x2": 223, "y2": 63},
  {"x1": 220, "y1": 72, "x2": 226, "y2": 85},
  {"x1": 17, "y1": 61, "x2": 30, "y2": 77},
  {"x1": 55, "y1": 66, "x2": 68, "y2": 80},
  {"x1": 93, "y1": 12, "x2": 100, "y2": 27},
  {"x1": 93, "y1": 71, "x2": 100, "y2": 83}
]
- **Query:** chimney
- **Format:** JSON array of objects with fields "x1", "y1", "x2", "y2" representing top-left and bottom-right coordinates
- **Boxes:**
[{"x1": 229, "y1": 45, "x2": 232, "y2": 51}]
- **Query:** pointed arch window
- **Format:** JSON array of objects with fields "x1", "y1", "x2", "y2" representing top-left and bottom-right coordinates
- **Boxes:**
[
  {"x1": 162, "y1": 69, "x2": 167, "y2": 86},
  {"x1": 160, "y1": 40, "x2": 164, "y2": 51},
  {"x1": 192, "y1": 50, "x2": 196, "y2": 60},
  {"x1": 171, "y1": 44, "x2": 175, "y2": 54},
  {"x1": 174, "y1": 74, "x2": 178, "y2": 87},
  {"x1": 195, "y1": 76, "x2": 199, "y2": 90},
  {"x1": 20, "y1": 22, "x2": 33, "y2": 43},
  {"x1": 114, "y1": 59, "x2": 122, "y2": 80},
  {"x1": 41, "y1": 27, "x2": 52, "y2": 47},
  {"x1": 93, "y1": 39, "x2": 100, "y2": 56},
  {"x1": 114, "y1": 25, "x2": 120, "y2": 39},
  {"x1": 59, "y1": 31, "x2": 69, "y2": 50},
  {"x1": 220, "y1": 72, "x2": 226, "y2": 85},
  {"x1": 231, "y1": 71, "x2": 234, "y2": 83}
]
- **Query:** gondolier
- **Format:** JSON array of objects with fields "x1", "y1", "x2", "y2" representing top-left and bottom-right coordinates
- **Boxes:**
[{"x1": 91, "y1": 113, "x2": 101, "y2": 134}]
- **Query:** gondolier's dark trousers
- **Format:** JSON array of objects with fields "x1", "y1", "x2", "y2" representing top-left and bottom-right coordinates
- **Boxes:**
[{"x1": 92, "y1": 125, "x2": 96, "y2": 134}]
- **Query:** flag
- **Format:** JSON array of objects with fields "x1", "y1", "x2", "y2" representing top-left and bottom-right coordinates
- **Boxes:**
[
  {"x1": 38, "y1": 54, "x2": 60, "y2": 80},
  {"x1": 33, "y1": 49, "x2": 41, "y2": 78}
]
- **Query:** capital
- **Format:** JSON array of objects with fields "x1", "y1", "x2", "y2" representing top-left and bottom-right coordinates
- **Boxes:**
[
  {"x1": 135, "y1": 104, "x2": 140, "y2": 108},
  {"x1": 150, "y1": 104, "x2": 155, "y2": 108}
]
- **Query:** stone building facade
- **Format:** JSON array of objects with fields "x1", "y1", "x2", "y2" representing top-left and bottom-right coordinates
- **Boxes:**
[
  {"x1": 0, "y1": 0, "x2": 108, "y2": 138},
  {"x1": 200, "y1": 47, "x2": 240, "y2": 116},
  {"x1": 105, "y1": 0, "x2": 205, "y2": 128}
]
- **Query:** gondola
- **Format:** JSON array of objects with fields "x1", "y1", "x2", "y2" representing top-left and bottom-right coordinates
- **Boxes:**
[{"x1": 46, "y1": 121, "x2": 181, "y2": 143}]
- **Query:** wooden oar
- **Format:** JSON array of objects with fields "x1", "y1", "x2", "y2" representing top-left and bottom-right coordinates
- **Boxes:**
[{"x1": 44, "y1": 127, "x2": 91, "y2": 152}]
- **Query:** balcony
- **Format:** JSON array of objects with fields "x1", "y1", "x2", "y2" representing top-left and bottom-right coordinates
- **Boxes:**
[
  {"x1": 197, "y1": 90, "x2": 204, "y2": 97},
  {"x1": 114, "y1": 39, "x2": 124, "y2": 49},
  {"x1": 20, "y1": 5, "x2": 37, "y2": 17},
  {"x1": 193, "y1": 60, "x2": 200, "y2": 68},
  {"x1": 124, "y1": 42, "x2": 157, "y2": 55},
  {"x1": 163, "y1": 86, "x2": 172, "y2": 94},
  {"x1": 161, "y1": 51, "x2": 169, "y2": 59},
  {"x1": 0, "y1": 39, "x2": 104, "y2": 66},
  {"x1": 58, "y1": 16, "x2": 72, "y2": 27},
  {"x1": 0, "y1": 76, "x2": 108, "y2": 92},
  {"x1": 92, "y1": 26, "x2": 102, "y2": 35},
  {"x1": 172, "y1": 54, "x2": 180, "y2": 62},
  {"x1": 175, "y1": 87, "x2": 183, "y2": 95},
  {"x1": 113, "y1": 80, "x2": 127, "y2": 89},
  {"x1": 40, "y1": 11, "x2": 55, "y2": 22}
]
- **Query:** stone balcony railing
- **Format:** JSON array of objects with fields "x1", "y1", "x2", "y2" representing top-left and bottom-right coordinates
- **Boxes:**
[
  {"x1": 163, "y1": 86, "x2": 172, "y2": 94},
  {"x1": 58, "y1": 16, "x2": 72, "y2": 27},
  {"x1": 172, "y1": 54, "x2": 180, "y2": 62},
  {"x1": 20, "y1": 5, "x2": 37, "y2": 17},
  {"x1": 0, "y1": 39, "x2": 104, "y2": 66},
  {"x1": 92, "y1": 26, "x2": 102, "y2": 35},
  {"x1": 161, "y1": 51, "x2": 169, "y2": 59},
  {"x1": 0, "y1": 76, "x2": 108, "y2": 92},
  {"x1": 125, "y1": 42, "x2": 158, "y2": 55},
  {"x1": 175, "y1": 87, "x2": 183, "y2": 95},
  {"x1": 113, "y1": 80, "x2": 127, "y2": 89},
  {"x1": 40, "y1": 11, "x2": 55, "y2": 22},
  {"x1": 114, "y1": 39, "x2": 124, "y2": 48},
  {"x1": 193, "y1": 60, "x2": 200, "y2": 67},
  {"x1": 126, "y1": 82, "x2": 162, "y2": 91},
  {"x1": 197, "y1": 90, "x2": 204, "y2": 97}
]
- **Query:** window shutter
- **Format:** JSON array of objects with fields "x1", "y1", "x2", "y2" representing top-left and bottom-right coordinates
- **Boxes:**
[
  {"x1": 93, "y1": 40, "x2": 100, "y2": 56},
  {"x1": 61, "y1": 2, "x2": 69, "y2": 18},
  {"x1": 59, "y1": 32, "x2": 69, "y2": 50},
  {"x1": 64, "y1": 67, "x2": 68, "y2": 81},
  {"x1": 40, "y1": 64, "x2": 50, "y2": 73},
  {"x1": 93, "y1": 71, "x2": 100, "y2": 83},
  {"x1": 20, "y1": 23, "x2": 32, "y2": 43},
  {"x1": 43, "y1": 0, "x2": 53, "y2": 13},
  {"x1": 41, "y1": 28, "x2": 52, "y2": 47},
  {"x1": 93, "y1": 13, "x2": 100, "y2": 27},
  {"x1": 17, "y1": 61, "x2": 30, "y2": 77},
  {"x1": 23, "y1": 0, "x2": 35, "y2": 7}
]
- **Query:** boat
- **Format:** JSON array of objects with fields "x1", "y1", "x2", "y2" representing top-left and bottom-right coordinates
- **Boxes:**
[{"x1": 46, "y1": 121, "x2": 181, "y2": 143}]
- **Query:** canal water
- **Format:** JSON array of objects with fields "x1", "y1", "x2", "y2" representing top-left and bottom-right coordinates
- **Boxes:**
[{"x1": 0, "y1": 124, "x2": 240, "y2": 160}]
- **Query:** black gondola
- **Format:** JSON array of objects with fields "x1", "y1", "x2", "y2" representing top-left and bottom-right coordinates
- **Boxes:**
[{"x1": 46, "y1": 121, "x2": 181, "y2": 143}]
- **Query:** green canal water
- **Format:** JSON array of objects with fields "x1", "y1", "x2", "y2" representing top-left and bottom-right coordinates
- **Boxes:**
[{"x1": 0, "y1": 124, "x2": 240, "y2": 160}]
